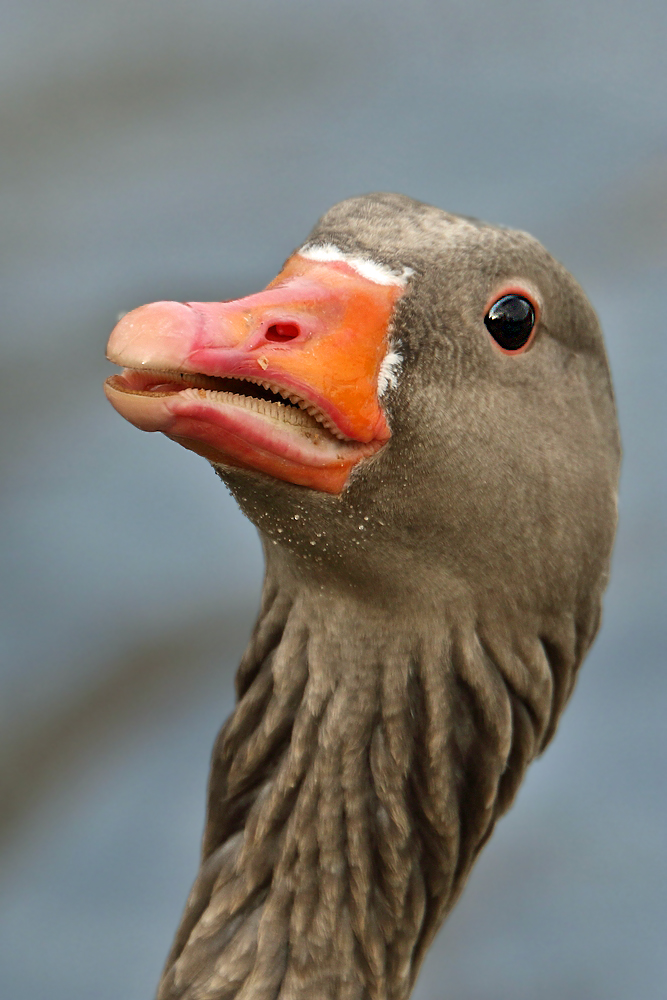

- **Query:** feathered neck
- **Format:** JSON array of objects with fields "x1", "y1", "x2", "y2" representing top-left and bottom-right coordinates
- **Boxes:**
[{"x1": 157, "y1": 543, "x2": 576, "y2": 1000}]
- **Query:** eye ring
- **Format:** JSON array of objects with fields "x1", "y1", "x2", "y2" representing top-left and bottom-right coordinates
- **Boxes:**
[{"x1": 484, "y1": 287, "x2": 539, "y2": 355}]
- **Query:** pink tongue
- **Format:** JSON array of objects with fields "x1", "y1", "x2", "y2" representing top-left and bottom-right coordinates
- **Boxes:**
[
  {"x1": 118, "y1": 369, "x2": 185, "y2": 393},
  {"x1": 148, "y1": 381, "x2": 183, "y2": 392}
]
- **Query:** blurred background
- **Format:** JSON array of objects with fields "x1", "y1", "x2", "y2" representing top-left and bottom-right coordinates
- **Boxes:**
[{"x1": 0, "y1": 1, "x2": 665, "y2": 998}]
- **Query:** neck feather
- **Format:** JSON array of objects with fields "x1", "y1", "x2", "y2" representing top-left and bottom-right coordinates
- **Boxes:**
[{"x1": 157, "y1": 560, "x2": 581, "y2": 1000}]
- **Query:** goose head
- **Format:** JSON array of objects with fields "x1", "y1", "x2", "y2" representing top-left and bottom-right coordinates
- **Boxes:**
[{"x1": 106, "y1": 192, "x2": 619, "y2": 611}]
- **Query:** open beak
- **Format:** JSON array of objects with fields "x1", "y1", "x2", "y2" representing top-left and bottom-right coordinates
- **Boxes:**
[{"x1": 105, "y1": 253, "x2": 406, "y2": 493}]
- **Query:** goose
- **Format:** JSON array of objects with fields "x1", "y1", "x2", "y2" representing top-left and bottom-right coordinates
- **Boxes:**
[{"x1": 105, "y1": 192, "x2": 620, "y2": 1000}]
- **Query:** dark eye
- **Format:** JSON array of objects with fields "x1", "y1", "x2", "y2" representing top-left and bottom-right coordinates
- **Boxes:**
[{"x1": 484, "y1": 294, "x2": 536, "y2": 352}]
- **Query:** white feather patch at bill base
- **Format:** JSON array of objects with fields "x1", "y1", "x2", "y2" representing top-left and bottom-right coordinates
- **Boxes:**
[
  {"x1": 377, "y1": 350, "x2": 403, "y2": 396},
  {"x1": 298, "y1": 243, "x2": 413, "y2": 287}
]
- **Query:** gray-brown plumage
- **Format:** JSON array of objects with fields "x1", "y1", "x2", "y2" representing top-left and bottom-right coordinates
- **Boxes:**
[{"x1": 109, "y1": 194, "x2": 620, "y2": 1000}]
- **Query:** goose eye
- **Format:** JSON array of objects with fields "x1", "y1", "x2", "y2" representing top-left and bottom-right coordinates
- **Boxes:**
[{"x1": 484, "y1": 294, "x2": 536, "y2": 352}]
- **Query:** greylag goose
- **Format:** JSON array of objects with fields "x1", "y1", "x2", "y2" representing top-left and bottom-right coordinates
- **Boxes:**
[{"x1": 105, "y1": 193, "x2": 620, "y2": 1000}]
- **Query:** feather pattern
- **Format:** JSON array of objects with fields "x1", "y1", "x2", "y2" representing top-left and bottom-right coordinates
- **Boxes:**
[{"x1": 158, "y1": 566, "x2": 584, "y2": 1000}]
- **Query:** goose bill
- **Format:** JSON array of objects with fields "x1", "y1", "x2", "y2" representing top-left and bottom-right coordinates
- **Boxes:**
[{"x1": 105, "y1": 255, "x2": 405, "y2": 493}]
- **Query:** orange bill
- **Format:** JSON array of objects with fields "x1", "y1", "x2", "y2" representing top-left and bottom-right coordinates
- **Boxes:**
[{"x1": 105, "y1": 253, "x2": 407, "y2": 493}]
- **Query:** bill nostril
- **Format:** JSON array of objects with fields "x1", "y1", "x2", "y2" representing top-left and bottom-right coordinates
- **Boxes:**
[{"x1": 265, "y1": 322, "x2": 300, "y2": 342}]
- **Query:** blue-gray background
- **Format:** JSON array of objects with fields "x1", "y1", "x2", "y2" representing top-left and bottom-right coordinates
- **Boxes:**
[{"x1": 0, "y1": 2, "x2": 665, "y2": 998}]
